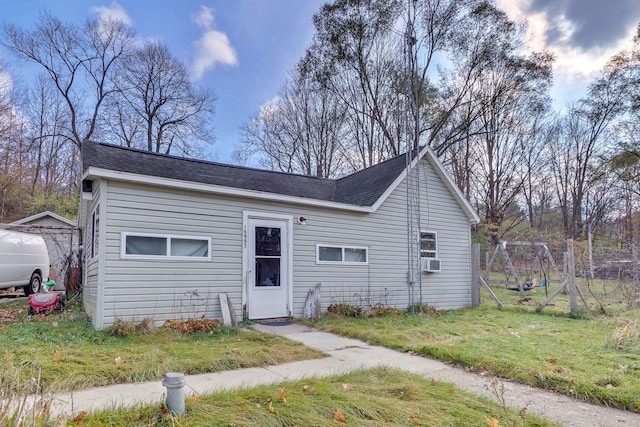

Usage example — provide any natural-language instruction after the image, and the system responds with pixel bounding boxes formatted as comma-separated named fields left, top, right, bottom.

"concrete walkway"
left=45, top=323, right=640, bottom=426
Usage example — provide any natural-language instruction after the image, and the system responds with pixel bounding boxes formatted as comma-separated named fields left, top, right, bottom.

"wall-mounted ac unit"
left=421, top=257, right=441, bottom=272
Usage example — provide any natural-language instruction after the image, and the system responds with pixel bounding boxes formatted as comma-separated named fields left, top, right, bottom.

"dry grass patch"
left=0, top=299, right=324, bottom=393
left=313, top=302, right=640, bottom=412
left=70, top=367, right=559, bottom=426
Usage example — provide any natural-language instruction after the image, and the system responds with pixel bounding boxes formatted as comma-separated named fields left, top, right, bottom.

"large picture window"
left=420, top=231, right=437, bottom=258
left=316, top=244, right=368, bottom=264
left=121, top=233, right=210, bottom=260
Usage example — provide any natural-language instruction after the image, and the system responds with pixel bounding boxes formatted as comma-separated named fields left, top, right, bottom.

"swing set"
left=483, top=241, right=563, bottom=298
left=478, top=239, right=590, bottom=315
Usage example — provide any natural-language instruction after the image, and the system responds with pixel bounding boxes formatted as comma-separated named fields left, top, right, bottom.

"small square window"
left=420, top=231, right=437, bottom=258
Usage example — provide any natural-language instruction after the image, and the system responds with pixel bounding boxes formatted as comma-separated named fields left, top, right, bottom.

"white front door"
left=246, top=217, right=290, bottom=319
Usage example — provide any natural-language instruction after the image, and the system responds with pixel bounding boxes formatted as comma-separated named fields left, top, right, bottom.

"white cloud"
left=193, top=5, right=215, bottom=29
left=496, top=0, right=636, bottom=91
left=90, top=1, right=133, bottom=26
left=191, top=6, right=238, bottom=80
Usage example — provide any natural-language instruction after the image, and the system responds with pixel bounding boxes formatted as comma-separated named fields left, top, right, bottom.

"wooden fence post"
left=567, top=239, right=578, bottom=316
left=471, top=244, right=480, bottom=307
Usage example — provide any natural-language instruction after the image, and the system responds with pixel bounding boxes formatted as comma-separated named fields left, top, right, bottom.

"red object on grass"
left=28, top=292, right=64, bottom=314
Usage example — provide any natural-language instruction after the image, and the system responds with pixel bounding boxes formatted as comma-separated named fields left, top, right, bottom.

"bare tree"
left=551, top=66, right=627, bottom=240
left=3, top=12, right=135, bottom=148
left=303, top=0, right=404, bottom=169
left=0, top=60, right=30, bottom=221
left=0, top=59, right=14, bottom=139
left=22, top=77, right=76, bottom=193
left=110, top=42, right=216, bottom=156
left=436, top=3, right=554, bottom=245
left=239, top=65, right=347, bottom=177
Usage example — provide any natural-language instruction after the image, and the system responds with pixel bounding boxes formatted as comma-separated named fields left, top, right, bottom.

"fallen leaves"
left=72, top=411, right=86, bottom=423
left=161, top=318, right=221, bottom=334
left=409, top=414, right=423, bottom=424
left=0, top=306, right=25, bottom=323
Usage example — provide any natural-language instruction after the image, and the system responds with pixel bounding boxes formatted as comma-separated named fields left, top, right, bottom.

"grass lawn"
left=0, top=298, right=323, bottom=393
left=1, top=280, right=636, bottom=425
left=1, top=297, right=560, bottom=426
left=70, top=367, right=558, bottom=426
left=312, top=283, right=640, bottom=413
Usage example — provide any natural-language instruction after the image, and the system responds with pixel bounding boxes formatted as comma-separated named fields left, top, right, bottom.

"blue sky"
left=0, top=0, right=325, bottom=162
left=1, top=1, right=640, bottom=162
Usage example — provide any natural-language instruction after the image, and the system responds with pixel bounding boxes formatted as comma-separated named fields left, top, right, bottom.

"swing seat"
left=506, top=278, right=546, bottom=292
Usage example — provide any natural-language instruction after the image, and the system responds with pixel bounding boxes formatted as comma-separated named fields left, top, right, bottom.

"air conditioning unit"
left=421, top=258, right=441, bottom=273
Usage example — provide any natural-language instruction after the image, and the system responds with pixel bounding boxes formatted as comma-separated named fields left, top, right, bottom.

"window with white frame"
left=420, top=231, right=437, bottom=258
left=316, top=244, right=368, bottom=264
left=91, top=205, right=99, bottom=258
left=121, top=233, right=211, bottom=260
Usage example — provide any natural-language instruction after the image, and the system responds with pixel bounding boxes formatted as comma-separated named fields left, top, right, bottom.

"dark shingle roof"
left=82, top=140, right=411, bottom=207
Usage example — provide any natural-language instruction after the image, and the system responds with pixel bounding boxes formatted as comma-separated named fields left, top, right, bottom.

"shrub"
left=327, top=303, right=364, bottom=318
left=107, top=317, right=158, bottom=337
left=107, top=318, right=137, bottom=337
left=366, top=305, right=402, bottom=318
left=161, top=318, right=221, bottom=334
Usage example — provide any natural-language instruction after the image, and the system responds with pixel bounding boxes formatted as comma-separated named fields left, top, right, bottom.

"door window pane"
left=255, top=258, right=280, bottom=286
left=255, top=227, right=281, bottom=256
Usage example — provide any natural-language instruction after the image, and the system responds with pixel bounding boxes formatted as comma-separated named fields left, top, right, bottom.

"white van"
left=0, top=229, right=50, bottom=295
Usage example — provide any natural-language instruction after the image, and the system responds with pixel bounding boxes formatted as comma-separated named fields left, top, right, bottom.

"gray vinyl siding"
left=289, top=160, right=472, bottom=313
left=101, top=184, right=243, bottom=326
left=92, top=157, right=473, bottom=327
left=418, top=160, right=473, bottom=309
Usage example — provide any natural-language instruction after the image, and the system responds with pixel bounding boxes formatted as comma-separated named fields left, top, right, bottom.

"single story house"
left=79, top=140, right=480, bottom=329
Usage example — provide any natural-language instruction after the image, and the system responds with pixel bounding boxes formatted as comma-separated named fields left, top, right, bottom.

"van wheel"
left=24, top=272, right=42, bottom=296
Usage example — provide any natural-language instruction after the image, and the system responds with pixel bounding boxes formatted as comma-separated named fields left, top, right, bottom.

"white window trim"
left=316, top=244, right=368, bottom=265
left=120, top=232, right=212, bottom=261
left=419, top=230, right=438, bottom=259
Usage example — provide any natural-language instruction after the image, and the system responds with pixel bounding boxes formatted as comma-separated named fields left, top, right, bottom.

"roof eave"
left=83, top=167, right=375, bottom=213
left=10, top=210, right=77, bottom=227
left=367, top=147, right=480, bottom=224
